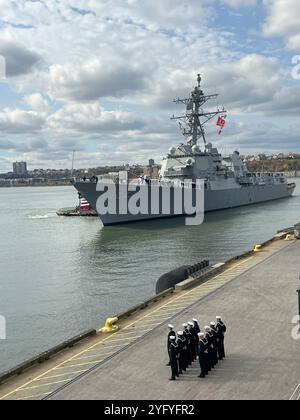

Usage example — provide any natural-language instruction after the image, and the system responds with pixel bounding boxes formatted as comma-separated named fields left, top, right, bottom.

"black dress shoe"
left=169, top=378, right=176, bottom=381
left=198, top=375, right=205, bottom=378
left=166, top=363, right=171, bottom=366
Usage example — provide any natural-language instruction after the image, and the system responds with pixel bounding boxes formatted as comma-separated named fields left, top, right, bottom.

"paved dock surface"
left=1, top=239, right=300, bottom=400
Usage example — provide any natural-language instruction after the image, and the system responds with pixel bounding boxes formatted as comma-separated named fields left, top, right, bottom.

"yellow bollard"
left=284, top=234, right=293, bottom=241
left=99, top=317, right=119, bottom=333
left=254, top=244, right=262, bottom=253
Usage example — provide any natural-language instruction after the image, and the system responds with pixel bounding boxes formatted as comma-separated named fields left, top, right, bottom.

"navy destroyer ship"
left=73, top=75, right=296, bottom=226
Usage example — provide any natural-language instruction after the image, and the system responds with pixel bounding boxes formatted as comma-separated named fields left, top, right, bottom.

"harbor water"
left=1, top=181, right=299, bottom=374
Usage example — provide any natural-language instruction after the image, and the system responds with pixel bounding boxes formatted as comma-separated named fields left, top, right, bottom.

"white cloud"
left=0, top=108, right=45, bottom=134
left=263, top=0, right=300, bottom=50
left=221, top=0, right=257, bottom=7
left=48, top=59, right=148, bottom=103
left=24, top=93, right=50, bottom=112
left=200, top=54, right=283, bottom=111
left=47, top=103, right=146, bottom=134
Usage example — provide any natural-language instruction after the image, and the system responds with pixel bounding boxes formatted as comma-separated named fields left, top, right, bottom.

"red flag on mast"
left=216, top=115, right=226, bottom=135
left=217, top=116, right=226, bottom=129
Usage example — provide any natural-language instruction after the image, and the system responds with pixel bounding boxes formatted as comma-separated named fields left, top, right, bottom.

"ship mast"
left=171, top=74, right=226, bottom=147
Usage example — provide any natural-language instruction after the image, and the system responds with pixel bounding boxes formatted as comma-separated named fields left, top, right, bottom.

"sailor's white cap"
left=210, top=322, right=216, bottom=326
left=168, top=324, right=174, bottom=329
left=177, top=331, right=184, bottom=336
left=188, top=321, right=194, bottom=326
left=198, top=333, right=205, bottom=338
left=193, top=318, right=198, bottom=323
left=204, top=325, right=210, bottom=330
left=170, top=336, right=176, bottom=340
left=182, top=323, right=188, bottom=327
left=216, top=316, right=222, bottom=320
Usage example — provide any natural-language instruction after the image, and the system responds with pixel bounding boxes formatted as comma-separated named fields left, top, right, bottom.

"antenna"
left=197, top=74, right=201, bottom=88
left=171, top=74, right=226, bottom=148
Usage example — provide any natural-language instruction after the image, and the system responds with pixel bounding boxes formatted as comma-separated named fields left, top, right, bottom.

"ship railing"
left=73, top=176, right=98, bottom=183
left=73, top=176, right=204, bottom=190
left=130, top=179, right=204, bottom=190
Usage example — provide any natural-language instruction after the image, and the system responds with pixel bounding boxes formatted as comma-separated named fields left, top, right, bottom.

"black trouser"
left=182, top=349, right=188, bottom=370
left=213, top=345, right=218, bottom=365
left=178, top=353, right=185, bottom=373
left=187, top=345, right=193, bottom=365
left=167, top=347, right=171, bottom=365
left=203, top=353, right=209, bottom=374
left=191, top=340, right=196, bottom=361
left=220, top=337, right=225, bottom=359
left=195, top=338, right=199, bottom=357
left=208, top=347, right=214, bottom=369
left=199, top=355, right=206, bottom=377
left=170, top=359, right=179, bottom=379
left=217, top=338, right=225, bottom=360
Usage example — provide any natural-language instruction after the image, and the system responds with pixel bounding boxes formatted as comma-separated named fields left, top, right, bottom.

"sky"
left=0, top=0, right=300, bottom=171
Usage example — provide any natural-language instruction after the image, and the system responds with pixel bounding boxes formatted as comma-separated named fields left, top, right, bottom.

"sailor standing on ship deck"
left=183, top=323, right=193, bottom=366
left=177, top=331, right=188, bottom=371
left=193, top=318, right=200, bottom=356
left=177, top=331, right=185, bottom=374
left=166, top=324, right=176, bottom=366
left=198, top=333, right=209, bottom=378
left=210, top=322, right=219, bottom=366
left=169, top=336, right=179, bottom=381
left=204, top=326, right=215, bottom=370
left=188, top=321, right=197, bottom=362
left=216, top=316, right=226, bottom=360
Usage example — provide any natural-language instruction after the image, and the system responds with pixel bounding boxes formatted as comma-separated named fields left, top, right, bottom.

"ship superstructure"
left=73, top=75, right=296, bottom=226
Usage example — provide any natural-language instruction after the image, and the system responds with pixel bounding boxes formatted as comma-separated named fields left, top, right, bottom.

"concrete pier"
left=1, top=237, right=300, bottom=400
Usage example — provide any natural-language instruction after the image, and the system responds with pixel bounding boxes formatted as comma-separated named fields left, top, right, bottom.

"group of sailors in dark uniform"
left=167, top=316, right=226, bottom=380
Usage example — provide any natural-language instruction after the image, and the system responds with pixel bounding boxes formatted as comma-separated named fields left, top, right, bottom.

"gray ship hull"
left=73, top=181, right=296, bottom=226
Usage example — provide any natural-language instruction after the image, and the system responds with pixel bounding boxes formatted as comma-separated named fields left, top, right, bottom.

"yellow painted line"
left=58, top=360, right=104, bottom=369
left=34, top=369, right=88, bottom=381
left=20, top=378, right=72, bottom=392
left=86, top=341, right=122, bottom=349
left=148, top=311, right=177, bottom=317
left=72, top=352, right=114, bottom=361
left=138, top=322, right=162, bottom=328
left=177, top=298, right=201, bottom=303
left=156, top=305, right=185, bottom=311
left=16, top=392, right=51, bottom=401
left=0, top=255, right=254, bottom=400
left=191, top=286, right=224, bottom=294
left=106, top=336, right=142, bottom=343
left=122, top=328, right=153, bottom=334
left=193, top=284, right=217, bottom=290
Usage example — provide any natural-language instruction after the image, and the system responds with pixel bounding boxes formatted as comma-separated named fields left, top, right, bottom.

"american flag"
left=80, top=199, right=92, bottom=211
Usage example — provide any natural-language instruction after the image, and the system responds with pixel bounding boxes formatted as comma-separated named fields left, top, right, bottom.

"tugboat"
left=57, top=197, right=97, bottom=217
left=72, top=75, right=296, bottom=226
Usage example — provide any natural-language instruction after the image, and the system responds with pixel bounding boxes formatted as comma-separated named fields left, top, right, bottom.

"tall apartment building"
left=13, top=161, right=28, bottom=177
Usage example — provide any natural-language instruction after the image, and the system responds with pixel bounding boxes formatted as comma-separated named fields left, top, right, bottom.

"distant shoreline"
left=0, top=183, right=73, bottom=188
